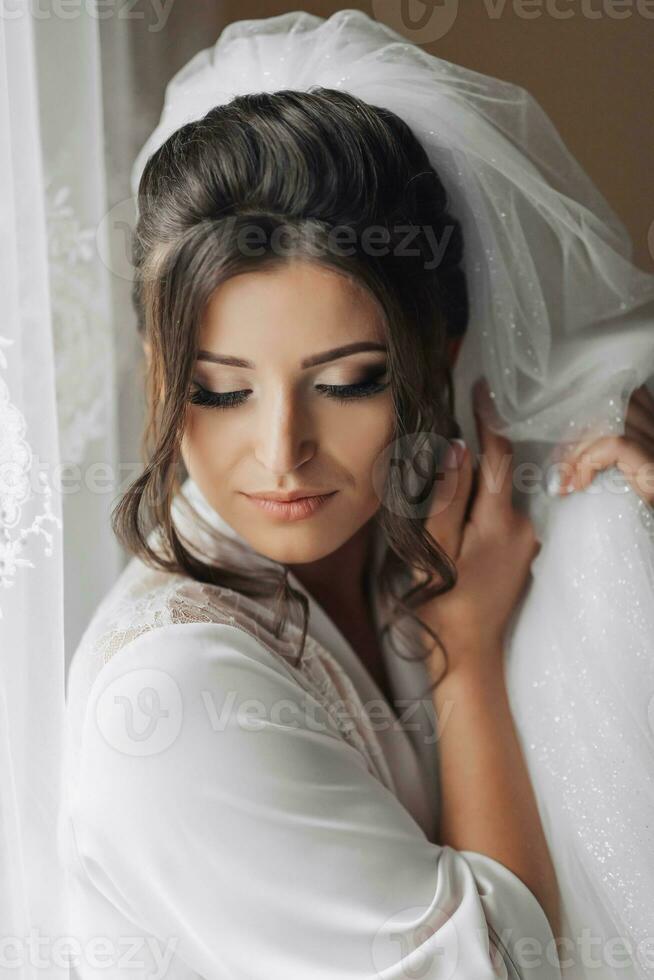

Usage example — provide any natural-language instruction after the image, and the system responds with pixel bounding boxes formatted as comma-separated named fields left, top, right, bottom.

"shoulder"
left=74, top=556, right=253, bottom=667
left=90, top=618, right=300, bottom=704
left=66, top=569, right=327, bottom=784
left=67, top=557, right=380, bottom=785
left=76, top=620, right=342, bottom=778
left=70, top=539, right=310, bottom=707
left=69, top=620, right=351, bottom=856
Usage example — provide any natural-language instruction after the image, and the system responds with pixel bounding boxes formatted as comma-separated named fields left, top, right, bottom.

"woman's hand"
left=415, top=378, right=540, bottom=683
left=554, top=383, right=654, bottom=505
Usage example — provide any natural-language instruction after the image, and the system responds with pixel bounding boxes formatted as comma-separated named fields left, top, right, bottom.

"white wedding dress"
left=61, top=475, right=561, bottom=980
left=503, top=460, right=654, bottom=979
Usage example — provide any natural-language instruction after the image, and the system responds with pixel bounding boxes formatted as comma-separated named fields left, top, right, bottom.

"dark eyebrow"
left=196, top=341, right=388, bottom=369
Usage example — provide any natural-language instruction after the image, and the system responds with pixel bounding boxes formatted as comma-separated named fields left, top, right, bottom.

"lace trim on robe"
left=78, top=556, right=398, bottom=797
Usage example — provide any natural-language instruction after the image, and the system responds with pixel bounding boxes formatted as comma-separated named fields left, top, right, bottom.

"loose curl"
left=113, top=87, right=469, bottom=691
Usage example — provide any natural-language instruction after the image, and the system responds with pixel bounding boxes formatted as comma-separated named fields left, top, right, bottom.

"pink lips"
left=243, top=491, right=338, bottom=522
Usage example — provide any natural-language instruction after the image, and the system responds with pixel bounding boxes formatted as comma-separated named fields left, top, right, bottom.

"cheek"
left=182, top=410, right=240, bottom=477
left=329, top=398, right=395, bottom=478
left=184, top=398, right=396, bottom=487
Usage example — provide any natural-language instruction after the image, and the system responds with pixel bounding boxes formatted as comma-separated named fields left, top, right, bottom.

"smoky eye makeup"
left=188, top=360, right=390, bottom=411
left=312, top=363, right=390, bottom=405
left=315, top=360, right=388, bottom=385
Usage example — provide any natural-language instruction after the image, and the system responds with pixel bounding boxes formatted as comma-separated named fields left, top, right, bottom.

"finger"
left=557, top=435, right=654, bottom=505
left=560, top=421, right=653, bottom=472
left=424, top=438, right=473, bottom=561
left=470, top=379, right=515, bottom=524
left=557, top=417, right=653, bottom=471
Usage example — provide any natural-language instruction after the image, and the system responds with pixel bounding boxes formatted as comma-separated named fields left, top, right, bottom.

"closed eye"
left=189, top=372, right=389, bottom=410
left=189, top=385, right=251, bottom=410
left=314, top=378, right=389, bottom=403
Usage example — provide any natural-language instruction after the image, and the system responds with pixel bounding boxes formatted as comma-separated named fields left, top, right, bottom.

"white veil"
left=130, top=11, right=654, bottom=976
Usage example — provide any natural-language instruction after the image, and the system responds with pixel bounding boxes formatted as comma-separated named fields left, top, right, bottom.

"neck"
left=287, top=517, right=376, bottom=617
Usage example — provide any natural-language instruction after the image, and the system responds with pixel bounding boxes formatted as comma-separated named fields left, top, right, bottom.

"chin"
left=227, top=509, right=353, bottom=564
left=243, top=527, right=350, bottom=566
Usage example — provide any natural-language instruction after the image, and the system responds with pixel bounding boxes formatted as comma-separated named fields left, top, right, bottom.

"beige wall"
left=128, top=1, right=654, bottom=271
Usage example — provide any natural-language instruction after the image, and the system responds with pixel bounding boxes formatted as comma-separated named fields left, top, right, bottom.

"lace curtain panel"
left=0, top=2, right=119, bottom=974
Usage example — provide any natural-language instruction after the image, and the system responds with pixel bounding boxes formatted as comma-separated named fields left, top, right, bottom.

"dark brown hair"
left=113, top=87, right=469, bottom=689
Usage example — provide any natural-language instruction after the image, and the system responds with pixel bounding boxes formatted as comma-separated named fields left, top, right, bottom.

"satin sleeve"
left=69, top=621, right=561, bottom=979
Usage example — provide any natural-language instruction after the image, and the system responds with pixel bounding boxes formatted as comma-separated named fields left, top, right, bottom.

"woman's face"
left=180, top=260, right=396, bottom=565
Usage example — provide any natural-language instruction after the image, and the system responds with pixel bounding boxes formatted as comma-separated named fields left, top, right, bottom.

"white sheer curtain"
left=0, top=2, right=120, bottom=973
left=0, top=2, right=226, bottom=968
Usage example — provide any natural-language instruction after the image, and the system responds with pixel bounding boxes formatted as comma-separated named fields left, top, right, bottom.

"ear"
left=142, top=339, right=152, bottom=367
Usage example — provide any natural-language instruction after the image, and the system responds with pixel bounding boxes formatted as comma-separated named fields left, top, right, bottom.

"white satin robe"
left=60, top=475, right=561, bottom=979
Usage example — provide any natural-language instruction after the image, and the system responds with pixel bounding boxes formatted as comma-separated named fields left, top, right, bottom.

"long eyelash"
left=189, top=385, right=250, bottom=410
left=315, top=380, right=389, bottom=403
left=188, top=377, right=389, bottom=410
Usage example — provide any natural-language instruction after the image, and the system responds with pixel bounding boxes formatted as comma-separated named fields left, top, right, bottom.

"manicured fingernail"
left=545, top=465, right=562, bottom=496
left=547, top=464, right=574, bottom=497
left=546, top=464, right=573, bottom=496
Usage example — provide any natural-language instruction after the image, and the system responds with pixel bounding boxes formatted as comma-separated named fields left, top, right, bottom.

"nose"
left=253, top=385, right=316, bottom=476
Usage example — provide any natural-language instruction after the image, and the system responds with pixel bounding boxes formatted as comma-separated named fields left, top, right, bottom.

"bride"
left=62, top=10, right=654, bottom=979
